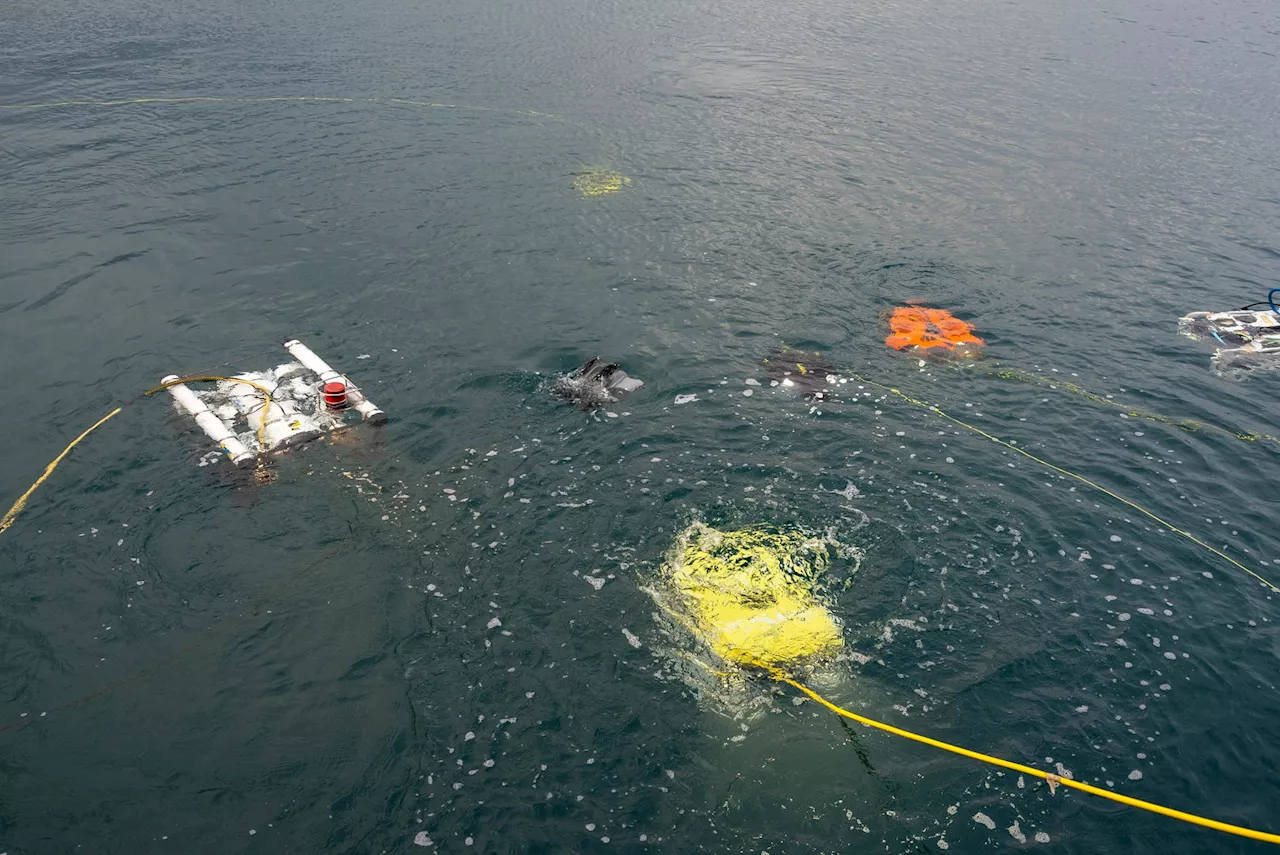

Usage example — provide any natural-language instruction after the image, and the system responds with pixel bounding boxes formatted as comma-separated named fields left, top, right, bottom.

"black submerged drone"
left=551, top=357, right=645, bottom=410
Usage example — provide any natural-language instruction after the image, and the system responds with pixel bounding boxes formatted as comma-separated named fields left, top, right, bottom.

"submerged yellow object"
left=657, top=523, right=845, bottom=669
left=573, top=166, right=631, bottom=197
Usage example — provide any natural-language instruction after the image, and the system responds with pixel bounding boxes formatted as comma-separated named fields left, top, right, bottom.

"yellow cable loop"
left=143, top=375, right=275, bottom=449
left=851, top=376, right=1280, bottom=593
left=1, top=376, right=273, bottom=539
left=761, top=666, right=1280, bottom=845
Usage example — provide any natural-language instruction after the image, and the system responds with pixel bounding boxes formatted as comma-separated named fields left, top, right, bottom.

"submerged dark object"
left=763, top=348, right=838, bottom=400
left=551, top=357, right=644, bottom=410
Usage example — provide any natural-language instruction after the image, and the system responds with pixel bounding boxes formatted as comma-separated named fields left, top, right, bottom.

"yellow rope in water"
left=0, top=376, right=274, bottom=539
left=852, top=376, right=1280, bottom=593
left=767, top=669, right=1280, bottom=845
left=988, top=366, right=1280, bottom=448
left=0, top=408, right=123, bottom=536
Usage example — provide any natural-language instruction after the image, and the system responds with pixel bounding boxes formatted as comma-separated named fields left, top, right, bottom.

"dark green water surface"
left=2, top=0, right=1279, bottom=851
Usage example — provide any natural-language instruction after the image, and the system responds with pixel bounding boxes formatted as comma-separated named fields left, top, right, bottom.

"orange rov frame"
left=885, top=306, right=985, bottom=355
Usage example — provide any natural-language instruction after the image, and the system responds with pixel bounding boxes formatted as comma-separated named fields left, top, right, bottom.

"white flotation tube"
left=161, top=375, right=257, bottom=466
left=283, top=339, right=387, bottom=423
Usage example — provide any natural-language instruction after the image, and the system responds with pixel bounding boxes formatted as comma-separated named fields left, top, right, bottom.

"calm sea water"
left=2, top=0, right=1279, bottom=852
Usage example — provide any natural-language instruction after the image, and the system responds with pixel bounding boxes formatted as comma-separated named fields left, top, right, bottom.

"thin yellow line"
left=853, top=376, right=1280, bottom=593
left=0, top=95, right=562, bottom=119
left=988, top=366, right=1280, bottom=447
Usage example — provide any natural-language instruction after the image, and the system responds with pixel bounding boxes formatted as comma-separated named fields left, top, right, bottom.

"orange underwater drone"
left=885, top=306, right=985, bottom=356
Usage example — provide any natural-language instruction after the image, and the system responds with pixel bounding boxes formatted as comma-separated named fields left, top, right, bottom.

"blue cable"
left=1270, top=288, right=1279, bottom=314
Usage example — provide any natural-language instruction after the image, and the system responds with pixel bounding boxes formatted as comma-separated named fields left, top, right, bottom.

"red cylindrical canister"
left=322, top=381, right=348, bottom=410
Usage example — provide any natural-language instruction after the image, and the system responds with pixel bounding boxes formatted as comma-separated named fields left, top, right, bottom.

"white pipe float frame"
left=161, top=375, right=257, bottom=466
left=282, top=339, right=387, bottom=423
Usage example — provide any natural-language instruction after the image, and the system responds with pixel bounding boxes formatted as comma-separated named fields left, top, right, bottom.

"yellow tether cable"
left=0, top=376, right=274, bottom=539
left=987, top=365, right=1280, bottom=448
left=661, top=606, right=1280, bottom=842
left=0, top=408, right=123, bottom=536
left=851, top=376, right=1280, bottom=593
left=762, top=666, right=1280, bottom=845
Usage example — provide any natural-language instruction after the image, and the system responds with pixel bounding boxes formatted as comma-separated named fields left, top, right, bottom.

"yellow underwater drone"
left=649, top=522, right=848, bottom=673
left=644, top=521, right=1280, bottom=846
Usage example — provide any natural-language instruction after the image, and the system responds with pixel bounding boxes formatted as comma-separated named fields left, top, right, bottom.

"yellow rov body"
left=655, top=523, right=845, bottom=670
